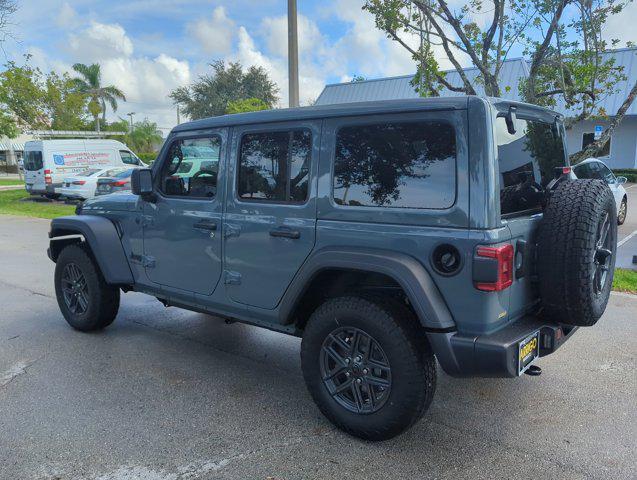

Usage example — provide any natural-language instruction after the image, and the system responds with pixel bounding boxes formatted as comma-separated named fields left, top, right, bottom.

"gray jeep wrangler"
left=48, top=97, right=617, bottom=440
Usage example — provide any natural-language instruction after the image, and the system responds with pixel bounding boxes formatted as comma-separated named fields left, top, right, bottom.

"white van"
left=24, top=139, right=144, bottom=197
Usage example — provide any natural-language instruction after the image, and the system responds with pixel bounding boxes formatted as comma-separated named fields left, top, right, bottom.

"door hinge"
left=131, top=253, right=156, bottom=268
left=223, top=270, right=242, bottom=285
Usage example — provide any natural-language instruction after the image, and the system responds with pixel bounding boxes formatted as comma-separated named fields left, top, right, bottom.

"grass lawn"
left=0, top=178, right=24, bottom=186
left=613, top=268, right=637, bottom=294
left=0, top=190, right=75, bottom=219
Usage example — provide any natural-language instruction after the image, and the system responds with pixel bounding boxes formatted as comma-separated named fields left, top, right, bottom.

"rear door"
left=24, top=149, right=44, bottom=192
left=223, top=121, right=319, bottom=309
left=495, top=110, right=568, bottom=320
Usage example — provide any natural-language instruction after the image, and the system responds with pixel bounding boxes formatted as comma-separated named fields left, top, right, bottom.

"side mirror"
left=131, top=168, right=155, bottom=201
left=617, top=176, right=628, bottom=185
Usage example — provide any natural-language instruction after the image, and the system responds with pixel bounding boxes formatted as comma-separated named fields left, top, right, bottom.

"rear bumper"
left=429, top=316, right=578, bottom=378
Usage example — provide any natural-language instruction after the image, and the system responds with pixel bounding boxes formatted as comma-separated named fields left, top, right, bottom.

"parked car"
left=572, top=158, right=628, bottom=224
left=24, top=139, right=145, bottom=199
left=48, top=97, right=617, bottom=441
left=57, top=167, right=134, bottom=200
left=94, top=168, right=138, bottom=196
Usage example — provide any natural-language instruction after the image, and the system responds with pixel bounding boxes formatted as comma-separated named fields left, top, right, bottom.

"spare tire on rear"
left=537, top=179, right=617, bottom=326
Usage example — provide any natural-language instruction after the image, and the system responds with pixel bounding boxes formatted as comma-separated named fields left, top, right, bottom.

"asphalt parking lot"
left=0, top=212, right=636, bottom=479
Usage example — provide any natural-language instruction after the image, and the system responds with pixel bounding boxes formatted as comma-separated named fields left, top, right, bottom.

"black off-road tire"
left=537, top=179, right=617, bottom=326
left=54, top=244, right=120, bottom=331
left=617, top=196, right=627, bottom=225
left=301, top=295, right=436, bottom=441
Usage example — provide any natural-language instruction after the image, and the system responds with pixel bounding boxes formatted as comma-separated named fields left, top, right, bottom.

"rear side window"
left=496, top=117, right=567, bottom=216
left=238, top=130, right=311, bottom=203
left=332, top=121, right=456, bottom=209
left=24, top=151, right=43, bottom=171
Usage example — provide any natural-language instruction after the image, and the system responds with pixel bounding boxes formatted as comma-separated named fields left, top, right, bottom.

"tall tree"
left=0, top=0, right=17, bottom=50
left=364, top=0, right=633, bottom=159
left=71, top=63, right=126, bottom=133
left=170, top=61, right=279, bottom=120
left=0, top=58, right=90, bottom=134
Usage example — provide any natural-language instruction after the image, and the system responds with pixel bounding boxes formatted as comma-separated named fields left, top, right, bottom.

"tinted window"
left=158, top=137, right=221, bottom=198
left=332, top=121, right=456, bottom=209
left=582, top=133, right=610, bottom=157
left=497, top=117, right=567, bottom=215
left=24, top=151, right=43, bottom=171
left=238, top=130, right=311, bottom=202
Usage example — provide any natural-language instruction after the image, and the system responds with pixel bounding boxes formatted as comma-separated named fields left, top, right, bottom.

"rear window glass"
left=114, top=169, right=135, bottom=178
left=24, top=151, right=43, bottom=171
left=332, top=121, right=456, bottom=209
left=496, top=117, right=567, bottom=216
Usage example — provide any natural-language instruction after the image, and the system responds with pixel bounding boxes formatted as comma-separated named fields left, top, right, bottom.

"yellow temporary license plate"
left=518, top=331, right=540, bottom=375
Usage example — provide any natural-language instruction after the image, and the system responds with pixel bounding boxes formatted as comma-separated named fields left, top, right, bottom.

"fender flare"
left=279, top=247, right=456, bottom=331
left=48, top=215, right=134, bottom=286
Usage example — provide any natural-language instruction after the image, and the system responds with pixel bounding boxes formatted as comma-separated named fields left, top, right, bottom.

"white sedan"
left=57, top=167, right=135, bottom=200
left=572, top=158, right=629, bottom=225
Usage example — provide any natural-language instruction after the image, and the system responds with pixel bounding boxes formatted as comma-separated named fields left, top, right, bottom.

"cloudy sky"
left=3, top=0, right=635, bottom=134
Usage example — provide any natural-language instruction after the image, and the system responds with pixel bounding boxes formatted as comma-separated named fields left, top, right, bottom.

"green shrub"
left=137, top=152, right=156, bottom=163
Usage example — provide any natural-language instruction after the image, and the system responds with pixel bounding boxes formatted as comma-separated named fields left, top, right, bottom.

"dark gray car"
left=47, top=97, right=617, bottom=440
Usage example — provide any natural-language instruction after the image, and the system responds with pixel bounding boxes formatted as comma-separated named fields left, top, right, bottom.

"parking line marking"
left=618, top=229, right=637, bottom=248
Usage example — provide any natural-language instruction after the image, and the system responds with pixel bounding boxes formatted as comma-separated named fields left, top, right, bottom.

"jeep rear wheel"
left=54, top=244, right=120, bottom=331
left=301, top=296, right=436, bottom=441
left=537, top=179, right=617, bottom=326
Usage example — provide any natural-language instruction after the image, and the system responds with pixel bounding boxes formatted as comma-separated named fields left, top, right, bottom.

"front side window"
left=158, top=136, right=221, bottom=198
left=332, top=121, right=456, bottom=209
left=120, top=150, right=139, bottom=165
left=238, top=130, right=311, bottom=203
left=582, top=133, right=611, bottom=157
left=497, top=117, right=567, bottom=216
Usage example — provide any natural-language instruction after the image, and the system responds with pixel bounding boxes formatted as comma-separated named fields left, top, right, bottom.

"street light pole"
left=288, top=0, right=299, bottom=108
left=127, top=112, right=135, bottom=132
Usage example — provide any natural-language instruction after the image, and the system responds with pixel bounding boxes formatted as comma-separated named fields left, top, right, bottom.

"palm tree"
left=128, top=119, right=163, bottom=153
left=71, top=63, right=126, bottom=133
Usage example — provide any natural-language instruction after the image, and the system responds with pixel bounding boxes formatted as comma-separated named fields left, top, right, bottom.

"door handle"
left=269, top=227, right=300, bottom=239
left=193, top=220, right=217, bottom=231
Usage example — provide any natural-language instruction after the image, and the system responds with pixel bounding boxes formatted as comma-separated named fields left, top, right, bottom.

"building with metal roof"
left=316, top=49, right=637, bottom=169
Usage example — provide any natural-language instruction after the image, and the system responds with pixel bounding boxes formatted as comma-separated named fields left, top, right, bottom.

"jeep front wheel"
left=54, top=244, right=120, bottom=331
left=301, top=296, right=436, bottom=441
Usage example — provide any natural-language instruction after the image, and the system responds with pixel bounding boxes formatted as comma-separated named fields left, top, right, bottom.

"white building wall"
left=565, top=117, right=637, bottom=169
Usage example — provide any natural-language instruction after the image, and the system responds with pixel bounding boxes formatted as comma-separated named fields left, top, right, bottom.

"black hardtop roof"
left=171, top=96, right=560, bottom=134
left=172, top=97, right=471, bottom=133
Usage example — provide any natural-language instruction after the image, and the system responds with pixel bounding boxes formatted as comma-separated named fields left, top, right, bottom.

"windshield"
left=24, top=151, right=43, bottom=171
left=496, top=116, right=567, bottom=216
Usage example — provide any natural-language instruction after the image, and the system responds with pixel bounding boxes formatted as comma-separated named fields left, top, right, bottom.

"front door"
left=142, top=132, right=226, bottom=295
left=223, top=120, right=319, bottom=309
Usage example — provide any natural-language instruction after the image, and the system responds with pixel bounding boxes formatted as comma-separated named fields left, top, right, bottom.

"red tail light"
left=112, top=180, right=129, bottom=187
left=44, top=169, right=51, bottom=174
left=44, top=169, right=52, bottom=184
left=475, top=244, right=514, bottom=291
left=72, top=180, right=86, bottom=185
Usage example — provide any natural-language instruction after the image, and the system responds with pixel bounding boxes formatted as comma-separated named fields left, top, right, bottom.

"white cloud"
left=603, top=2, right=637, bottom=47
left=65, top=21, right=190, bottom=130
left=56, top=2, right=78, bottom=28
left=68, top=21, right=134, bottom=61
left=187, top=6, right=235, bottom=55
